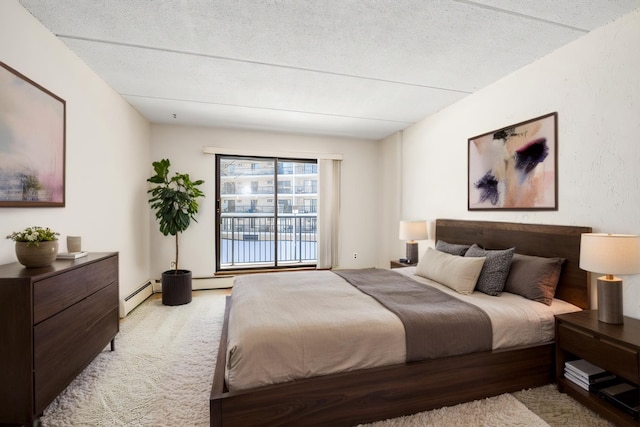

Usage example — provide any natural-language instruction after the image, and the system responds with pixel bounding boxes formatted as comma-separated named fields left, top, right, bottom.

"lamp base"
left=406, top=242, right=419, bottom=264
left=597, top=278, right=623, bottom=324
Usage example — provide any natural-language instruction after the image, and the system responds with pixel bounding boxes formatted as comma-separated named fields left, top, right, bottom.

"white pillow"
left=415, top=247, right=486, bottom=294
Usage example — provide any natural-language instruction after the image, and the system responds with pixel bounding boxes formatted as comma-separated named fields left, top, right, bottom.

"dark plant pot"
left=161, top=269, right=192, bottom=306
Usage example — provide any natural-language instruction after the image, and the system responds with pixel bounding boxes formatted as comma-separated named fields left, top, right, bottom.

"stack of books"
left=565, top=359, right=640, bottom=419
left=597, top=381, right=640, bottom=419
left=56, top=251, right=88, bottom=260
left=564, top=359, right=615, bottom=391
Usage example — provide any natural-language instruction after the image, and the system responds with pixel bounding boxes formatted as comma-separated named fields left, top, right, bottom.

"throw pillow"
left=435, top=240, right=471, bottom=256
left=416, top=247, right=485, bottom=294
left=504, top=253, right=565, bottom=305
left=464, top=244, right=515, bottom=296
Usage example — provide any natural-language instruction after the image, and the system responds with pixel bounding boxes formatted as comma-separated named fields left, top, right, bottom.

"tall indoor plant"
left=147, top=159, right=205, bottom=305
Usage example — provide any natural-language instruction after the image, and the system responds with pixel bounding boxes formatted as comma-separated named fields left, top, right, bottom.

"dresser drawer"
left=33, top=295, right=119, bottom=414
left=86, top=255, right=118, bottom=295
left=33, top=298, right=85, bottom=411
left=558, top=322, right=639, bottom=382
left=33, top=268, right=86, bottom=325
left=85, top=281, right=118, bottom=329
left=34, top=282, right=118, bottom=369
left=33, top=255, right=118, bottom=324
left=33, top=298, right=86, bottom=370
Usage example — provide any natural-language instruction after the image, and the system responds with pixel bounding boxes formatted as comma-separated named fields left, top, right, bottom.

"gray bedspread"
left=333, top=268, right=493, bottom=361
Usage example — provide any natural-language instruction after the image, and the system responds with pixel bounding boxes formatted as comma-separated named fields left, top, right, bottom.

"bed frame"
left=210, top=219, right=592, bottom=426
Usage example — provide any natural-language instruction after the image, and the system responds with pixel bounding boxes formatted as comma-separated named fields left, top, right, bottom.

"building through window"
left=216, top=155, right=318, bottom=271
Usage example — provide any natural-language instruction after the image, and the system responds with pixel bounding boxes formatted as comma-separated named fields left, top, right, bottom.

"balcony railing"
left=219, top=214, right=317, bottom=269
left=220, top=185, right=317, bottom=196
left=221, top=204, right=317, bottom=214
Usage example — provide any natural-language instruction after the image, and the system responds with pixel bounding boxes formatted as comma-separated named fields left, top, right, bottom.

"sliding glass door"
left=216, top=154, right=318, bottom=271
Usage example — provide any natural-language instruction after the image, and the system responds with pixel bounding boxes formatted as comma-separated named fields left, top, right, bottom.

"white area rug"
left=41, top=289, right=608, bottom=426
left=359, top=393, right=548, bottom=426
left=41, top=290, right=226, bottom=426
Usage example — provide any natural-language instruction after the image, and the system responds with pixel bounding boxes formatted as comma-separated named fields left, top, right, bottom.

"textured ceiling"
left=19, top=0, right=640, bottom=140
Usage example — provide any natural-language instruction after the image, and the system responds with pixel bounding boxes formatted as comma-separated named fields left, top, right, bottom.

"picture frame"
left=0, top=62, right=66, bottom=207
left=468, top=112, right=557, bottom=211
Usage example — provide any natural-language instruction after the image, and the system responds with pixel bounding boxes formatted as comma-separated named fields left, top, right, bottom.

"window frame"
left=215, top=154, right=318, bottom=273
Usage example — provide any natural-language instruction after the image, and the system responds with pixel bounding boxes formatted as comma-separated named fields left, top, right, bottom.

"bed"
left=210, top=219, right=592, bottom=426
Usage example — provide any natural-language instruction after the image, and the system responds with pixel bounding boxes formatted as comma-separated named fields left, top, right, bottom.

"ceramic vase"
left=15, top=240, right=59, bottom=268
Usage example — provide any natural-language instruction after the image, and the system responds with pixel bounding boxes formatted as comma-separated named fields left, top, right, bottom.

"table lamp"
left=399, top=220, right=429, bottom=264
left=579, top=233, right=640, bottom=324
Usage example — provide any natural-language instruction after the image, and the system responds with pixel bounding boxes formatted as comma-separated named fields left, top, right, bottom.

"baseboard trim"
left=119, top=279, right=154, bottom=317
left=153, top=276, right=234, bottom=293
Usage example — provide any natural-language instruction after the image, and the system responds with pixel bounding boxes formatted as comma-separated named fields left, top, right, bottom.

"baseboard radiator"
left=119, top=280, right=154, bottom=318
left=153, top=276, right=234, bottom=293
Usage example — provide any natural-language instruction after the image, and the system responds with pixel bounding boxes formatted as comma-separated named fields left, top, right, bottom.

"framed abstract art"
left=468, top=112, right=557, bottom=211
left=0, top=62, right=66, bottom=207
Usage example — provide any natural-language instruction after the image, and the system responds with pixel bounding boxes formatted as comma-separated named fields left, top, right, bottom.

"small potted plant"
left=147, top=159, right=205, bottom=306
left=6, top=226, right=60, bottom=268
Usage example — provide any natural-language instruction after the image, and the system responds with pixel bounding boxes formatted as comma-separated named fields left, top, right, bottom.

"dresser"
left=0, top=252, right=119, bottom=425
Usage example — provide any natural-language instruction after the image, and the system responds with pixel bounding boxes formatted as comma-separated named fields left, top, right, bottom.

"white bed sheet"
left=395, top=267, right=581, bottom=349
left=226, top=268, right=581, bottom=391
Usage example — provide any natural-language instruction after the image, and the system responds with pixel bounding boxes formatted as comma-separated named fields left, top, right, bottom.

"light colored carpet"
left=359, top=393, right=548, bottom=426
left=514, top=385, right=613, bottom=427
left=41, top=290, right=226, bottom=426
left=41, top=289, right=612, bottom=426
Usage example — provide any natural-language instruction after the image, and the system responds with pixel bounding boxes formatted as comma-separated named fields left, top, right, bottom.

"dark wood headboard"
left=435, top=219, right=592, bottom=309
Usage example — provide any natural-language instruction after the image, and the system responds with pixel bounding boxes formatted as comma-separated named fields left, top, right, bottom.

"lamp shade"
left=399, top=220, right=429, bottom=241
left=580, top=233, right=640, bottom=275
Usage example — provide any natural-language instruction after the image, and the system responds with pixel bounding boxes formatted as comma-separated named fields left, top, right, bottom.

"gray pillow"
left=504, top=253, right=565, bottom=305
left=435, top=240, right=471, bottom=256
left=464, top=244, right=515, bottom=296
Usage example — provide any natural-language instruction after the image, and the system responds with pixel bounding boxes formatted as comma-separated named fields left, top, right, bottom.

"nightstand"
left=390, top=260, right=416, bottom=269
left=555, top=310, right=640, bottom=426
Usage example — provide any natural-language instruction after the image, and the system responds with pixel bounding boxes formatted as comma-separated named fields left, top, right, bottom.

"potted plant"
left=6, top=226, right=60, bottom=268
left=147, top=159, right=205, bottom=305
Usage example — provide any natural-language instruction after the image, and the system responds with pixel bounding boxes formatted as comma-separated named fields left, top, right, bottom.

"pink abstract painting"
left=0, top=62, right=65, bottom=207
left=468, top=113, right=557, bottom=210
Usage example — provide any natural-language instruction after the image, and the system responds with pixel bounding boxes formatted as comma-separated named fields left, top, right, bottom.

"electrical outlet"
left=353, top=252, right=357, bottom=259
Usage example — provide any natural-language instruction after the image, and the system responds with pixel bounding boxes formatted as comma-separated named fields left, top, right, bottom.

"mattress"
left=225, top=267, right=580, bottom=391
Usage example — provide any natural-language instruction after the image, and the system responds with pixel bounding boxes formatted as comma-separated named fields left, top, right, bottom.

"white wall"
left=385, top=9, right=640, bottom=318
left=377, top=132, right=403, bottom=266
left=0, top=1, right=152, bottom=299
left=149, top=124, right=380, bottom=279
